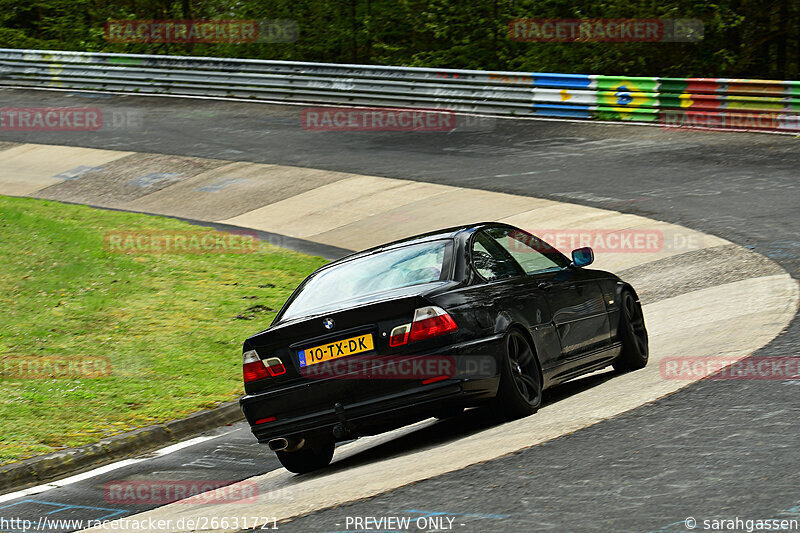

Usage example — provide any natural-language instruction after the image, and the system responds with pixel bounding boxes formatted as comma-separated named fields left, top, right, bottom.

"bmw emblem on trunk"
left=323, top=318, right=335, bottom=330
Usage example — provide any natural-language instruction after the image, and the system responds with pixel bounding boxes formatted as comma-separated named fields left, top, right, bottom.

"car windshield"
left=280, top=239, right=451, bottom=320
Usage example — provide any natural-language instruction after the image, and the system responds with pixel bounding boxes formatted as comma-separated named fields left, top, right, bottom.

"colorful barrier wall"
left=1, top=49, right=798, bottom=133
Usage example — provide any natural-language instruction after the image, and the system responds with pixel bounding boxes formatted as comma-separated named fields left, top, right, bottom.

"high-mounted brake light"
left=390, top=306, right=457, bottom=347
left=243, top=350, right=285, bottom=383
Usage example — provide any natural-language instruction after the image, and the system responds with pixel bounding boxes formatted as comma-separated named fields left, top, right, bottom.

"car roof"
left=320, top=221, right=508, bottom=269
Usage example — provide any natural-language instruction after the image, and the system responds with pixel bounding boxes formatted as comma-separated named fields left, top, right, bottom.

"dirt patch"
left=33, top=153, right=226, bottom=208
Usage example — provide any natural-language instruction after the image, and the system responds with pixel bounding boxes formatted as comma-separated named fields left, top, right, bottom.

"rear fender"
left=492, top=316, right=547, bottom=390
left=611, top=281, right=643, bottom=340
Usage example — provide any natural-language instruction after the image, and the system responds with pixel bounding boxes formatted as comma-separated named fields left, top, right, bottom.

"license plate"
left=298, top=333, right=374, bottom=367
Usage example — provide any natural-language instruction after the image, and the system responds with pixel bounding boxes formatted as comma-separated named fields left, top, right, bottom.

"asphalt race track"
left=0, top=424, right=276, bottom=532
left=0, top=88, right=799, bottom=533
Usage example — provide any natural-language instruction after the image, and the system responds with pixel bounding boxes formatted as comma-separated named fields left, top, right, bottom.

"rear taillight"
left=243, top=351, right=287, bottom=383
left=243, top=350, right=268, bottom=383
left=390, top=306, right=457, bottom=347
left=409, top=306, right=458, bottom=343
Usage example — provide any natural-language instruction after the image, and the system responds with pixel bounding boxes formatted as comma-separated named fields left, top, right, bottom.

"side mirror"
left=571, top=247, right=594, bottom=268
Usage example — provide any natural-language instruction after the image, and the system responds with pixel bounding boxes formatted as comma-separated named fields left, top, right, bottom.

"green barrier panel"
left=724, top=96, right=792, bottom=112
left=595, top=76, right=659, bottom=93
left=594, top=105, right=660, bottom=122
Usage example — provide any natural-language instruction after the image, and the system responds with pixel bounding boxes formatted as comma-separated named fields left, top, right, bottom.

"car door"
left=461, top=230, right=562, bottom=372
left=483, top=227, right=611, bottom=362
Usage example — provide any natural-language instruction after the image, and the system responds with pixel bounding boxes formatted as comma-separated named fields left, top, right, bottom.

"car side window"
left=471, top=232, right=522, bottom=280
left=485, top=227, right=569, bottom=274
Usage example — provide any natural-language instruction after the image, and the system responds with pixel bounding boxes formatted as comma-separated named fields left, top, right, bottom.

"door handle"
left=537, top=282, right=553, bottom=291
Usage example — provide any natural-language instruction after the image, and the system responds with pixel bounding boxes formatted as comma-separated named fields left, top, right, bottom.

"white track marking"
left=0, top=434, right=231, bottom=503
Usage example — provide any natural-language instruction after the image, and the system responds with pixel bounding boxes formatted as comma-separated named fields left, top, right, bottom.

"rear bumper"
left=240, top=334, right=504, bottom=442
left=240, top=376, right=497, bottom=442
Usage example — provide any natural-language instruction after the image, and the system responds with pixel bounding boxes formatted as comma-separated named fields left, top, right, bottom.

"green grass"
left=0, top=196, right=328, bottom=464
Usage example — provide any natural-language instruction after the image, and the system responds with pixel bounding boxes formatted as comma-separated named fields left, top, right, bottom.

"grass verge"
left=0, top=196, right=327, bottom=464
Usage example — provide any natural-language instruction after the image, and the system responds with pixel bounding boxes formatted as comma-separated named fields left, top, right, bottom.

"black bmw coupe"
left=239, top=222, right=648, bottom=473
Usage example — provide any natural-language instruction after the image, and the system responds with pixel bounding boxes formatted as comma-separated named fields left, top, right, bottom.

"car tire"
left=613, top=289, right=649, bottom=372
left=494, top=330, right=542, bottom=419
left=275, top=438, right=335, bottom=474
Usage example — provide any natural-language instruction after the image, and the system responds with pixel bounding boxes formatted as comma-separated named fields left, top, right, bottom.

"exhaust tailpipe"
left=268, top=437, right=304, bottom=452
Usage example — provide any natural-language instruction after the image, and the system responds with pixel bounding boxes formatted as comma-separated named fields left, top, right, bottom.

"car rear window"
left=280, top=239, right=451, bottom=320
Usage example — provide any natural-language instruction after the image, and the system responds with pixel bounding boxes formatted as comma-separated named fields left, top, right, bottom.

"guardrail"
left=1, top=48, right=799, bottom=132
